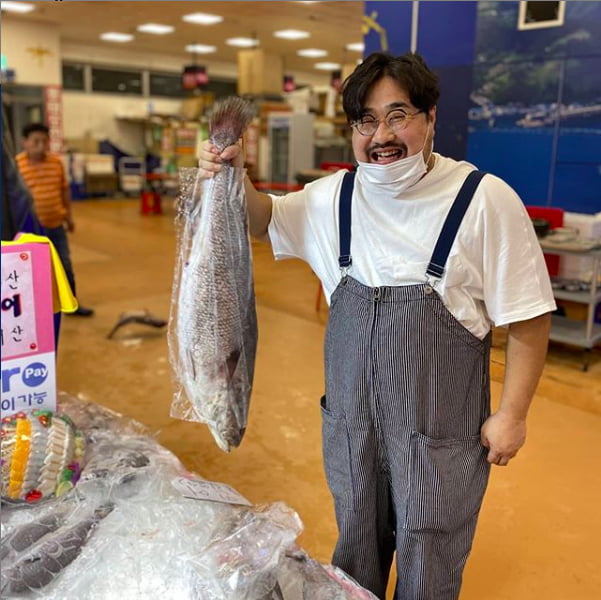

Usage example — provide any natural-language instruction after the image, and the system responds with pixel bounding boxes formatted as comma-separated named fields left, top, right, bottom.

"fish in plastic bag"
left=169, top=96, right=258, bottom=452
left=0, top=504, right=113, bottom=596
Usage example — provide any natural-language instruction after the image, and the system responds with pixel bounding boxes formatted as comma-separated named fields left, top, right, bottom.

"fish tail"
left=209, top=97, right=255, bottom=150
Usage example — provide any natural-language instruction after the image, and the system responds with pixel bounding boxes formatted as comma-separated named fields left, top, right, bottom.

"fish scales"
left=172, top=97, right=257, bottom=452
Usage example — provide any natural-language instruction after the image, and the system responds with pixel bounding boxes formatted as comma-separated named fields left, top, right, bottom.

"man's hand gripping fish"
left=170, top=97, right=258, bottom=452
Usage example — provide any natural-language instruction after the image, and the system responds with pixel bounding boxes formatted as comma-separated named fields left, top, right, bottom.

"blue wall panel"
left=474, top=1, right=601, bottom=63
left=467, top=129, right=553, bottom=202
left=433, top=65, right=474, bottom=161
left=362, top=1, right=600, bottom=213
left=417, top=2, right=478, bottom=67
left=418, top=2, right=478, bottom=161
left=467, top=2, right=601, bottom=211
left=552, top=164, right=601, bottom=214
left=557, top=131, right=601, bottom=164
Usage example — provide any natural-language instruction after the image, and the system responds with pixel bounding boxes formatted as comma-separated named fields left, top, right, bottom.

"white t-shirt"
left=268, top=153, right=556, bottom=339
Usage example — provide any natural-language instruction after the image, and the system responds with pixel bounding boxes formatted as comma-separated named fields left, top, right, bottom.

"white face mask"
left=356, top=124, right=431, bottom=192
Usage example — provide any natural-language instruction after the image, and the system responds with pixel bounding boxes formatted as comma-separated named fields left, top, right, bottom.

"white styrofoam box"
left=68, top=153, right=86, bottom=183
left=84, top=154, right=115, bottom=175
left=558, top=212, right=601, bottom=281
left=563, top=211, right=601, bottom=238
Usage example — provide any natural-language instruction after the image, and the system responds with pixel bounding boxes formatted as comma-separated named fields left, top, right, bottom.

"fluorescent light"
left=297, top=48, right=327, bottom=58
left=100, top=32, right=134, bottom=43
left=274, top=29, right=310, bottom=40
left=182, top=12, right=223, bottom=25
left=137, top=23, right=174, bottom=35
left=1, top=1, right=35, bottom=13
left=185, top=44, right=217, bottom=54
left=315, top=62, right=341, bottom=71
left=346, top=42, right=365, bottom=52
left=226, top=37, right=259, bottom=48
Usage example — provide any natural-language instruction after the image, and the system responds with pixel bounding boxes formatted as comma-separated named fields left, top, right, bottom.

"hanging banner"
left=1, top=242, right=57, bottom=415
left=330, top=70, right=343, bottom=92
left=44, top=85, right=63, bottom=155
left=283, top=74, right=296, bottom=93
left=182, top=65, right=209, bottom=90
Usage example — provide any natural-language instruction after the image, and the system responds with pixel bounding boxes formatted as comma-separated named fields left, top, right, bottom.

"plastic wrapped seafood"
left=169, top=97, right=258, bottom=452
left=1, top=393, right=376, bottom=599
left=278, top=549, right=378, bottom=599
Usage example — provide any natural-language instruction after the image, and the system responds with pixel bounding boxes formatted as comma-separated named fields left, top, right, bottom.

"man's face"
left=351, top=76, right=436, bottom=165
left=22, top=131, right=49, bottom=161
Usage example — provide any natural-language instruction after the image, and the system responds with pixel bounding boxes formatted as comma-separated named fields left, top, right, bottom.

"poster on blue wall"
left=467, top=1, right=601, bottom=214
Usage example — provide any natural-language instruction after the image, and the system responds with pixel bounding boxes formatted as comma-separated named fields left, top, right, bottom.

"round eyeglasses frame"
left=351, top=109, right=424, bottom=136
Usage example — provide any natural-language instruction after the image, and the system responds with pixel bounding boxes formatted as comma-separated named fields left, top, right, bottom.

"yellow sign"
left=362, top=11, right=389, bottom=52
left=26, top=46, right=52, bottom=67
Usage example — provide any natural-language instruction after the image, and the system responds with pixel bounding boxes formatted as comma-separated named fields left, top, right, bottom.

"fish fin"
left=226, top=349, right=241, bottom=381
left=187, top=350, right=196, bottom=379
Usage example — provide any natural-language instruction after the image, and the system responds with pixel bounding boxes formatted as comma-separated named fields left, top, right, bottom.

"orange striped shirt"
left=16, top=152, right=68, bottom=229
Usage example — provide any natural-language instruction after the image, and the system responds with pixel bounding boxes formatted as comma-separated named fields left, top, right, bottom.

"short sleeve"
left=479, top=176, right=556, bottom=326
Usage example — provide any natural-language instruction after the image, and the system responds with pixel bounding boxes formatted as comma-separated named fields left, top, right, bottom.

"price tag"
left=172, top=476, right=252, bottom=506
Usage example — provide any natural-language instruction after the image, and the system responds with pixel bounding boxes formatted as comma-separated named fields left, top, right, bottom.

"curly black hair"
left=22, top=123, right=49, bottom=138
left=341, top=52, right=440, bottom=122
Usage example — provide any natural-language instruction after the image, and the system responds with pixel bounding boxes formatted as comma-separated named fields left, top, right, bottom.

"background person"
left=16, top=122, right=94, bottom=317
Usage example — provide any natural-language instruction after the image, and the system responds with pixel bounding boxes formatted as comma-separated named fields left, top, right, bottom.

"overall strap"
left=338, top=171, right=356, bottom=270
left=426, top=170, right=486, bottom=279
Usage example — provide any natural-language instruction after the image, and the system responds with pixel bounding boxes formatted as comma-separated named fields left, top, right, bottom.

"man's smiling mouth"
left=370, top=147, right=406, bottom=162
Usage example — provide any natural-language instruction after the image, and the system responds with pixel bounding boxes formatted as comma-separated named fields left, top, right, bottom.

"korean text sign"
left=1, top=242, right=57, bottom=415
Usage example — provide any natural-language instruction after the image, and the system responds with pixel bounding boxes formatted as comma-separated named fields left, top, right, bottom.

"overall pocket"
left=320, top=395, right=355, bottom=511
left=404, top=430, right=489, bottom=533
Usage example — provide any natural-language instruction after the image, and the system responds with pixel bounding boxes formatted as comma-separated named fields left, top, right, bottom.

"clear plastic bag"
left=3, top=394, right=366, bottom=600
left=277, top=548, right=379, bottom=599
left=168, top=98, right=258, bottom=453
left=1, top=394, right=377, bottom=599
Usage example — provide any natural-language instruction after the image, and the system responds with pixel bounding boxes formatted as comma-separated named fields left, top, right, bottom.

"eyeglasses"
left=351, top=109, right=423, bottom=136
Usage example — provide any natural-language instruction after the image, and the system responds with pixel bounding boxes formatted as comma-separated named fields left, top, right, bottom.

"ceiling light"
left=1, top=1, right=35, bottom=13
left=137, top=23, right=174, bottom=35
left=185, top=44, right=217, bottom=54
left=297, top=48, right=327, bottom=58
left=346, top=42, right=365, bottom=52
left=226, top=37, right=259, bottom=48
left=315, top=62, right=341, bottom=71
left=273, top=29, right=310, bottom=40
left=100, top=32, right=134, bottom=43
left=182, top=12, right=223, bottom=25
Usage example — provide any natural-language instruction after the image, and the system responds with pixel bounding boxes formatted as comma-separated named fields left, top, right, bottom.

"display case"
left=267, top=112, right=314, bottom=185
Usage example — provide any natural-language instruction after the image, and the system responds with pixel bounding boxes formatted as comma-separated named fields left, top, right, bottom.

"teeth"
left=376, top=151, right=397, bottom=159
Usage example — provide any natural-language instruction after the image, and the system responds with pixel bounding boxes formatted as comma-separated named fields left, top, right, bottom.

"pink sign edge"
left=1, top=242, right=55, bottom=359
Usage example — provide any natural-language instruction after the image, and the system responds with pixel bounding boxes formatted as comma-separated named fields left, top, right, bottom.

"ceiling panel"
left=4, top=1, right=366, bottom=73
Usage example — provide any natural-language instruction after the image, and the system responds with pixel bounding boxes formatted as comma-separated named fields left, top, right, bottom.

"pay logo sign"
left=1, top=352, right=56, bottom=416
left=1, top=361, right=48, bottom=393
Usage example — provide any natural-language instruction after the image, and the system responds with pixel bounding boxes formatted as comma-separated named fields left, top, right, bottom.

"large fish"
left=0, top=504, right=113, bottom=595
left=0, top=508, right=70, bottom=562
left=170, top=97, right=258, bottom=452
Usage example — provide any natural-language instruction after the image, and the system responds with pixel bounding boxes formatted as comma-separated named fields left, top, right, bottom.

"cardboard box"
left=65, top=135, right=99, bottom=154
left=237, top=49, right=283, bottom=96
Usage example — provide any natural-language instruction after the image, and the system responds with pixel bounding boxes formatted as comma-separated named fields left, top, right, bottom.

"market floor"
left=56, top=196, right=600, bottom=600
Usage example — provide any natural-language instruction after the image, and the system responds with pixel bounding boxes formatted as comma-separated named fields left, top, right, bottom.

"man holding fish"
left=197, top=52, right=555, bottom=600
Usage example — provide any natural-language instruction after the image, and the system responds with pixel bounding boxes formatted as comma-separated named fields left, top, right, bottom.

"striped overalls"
left=321, top=171, right=491, bottom=600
